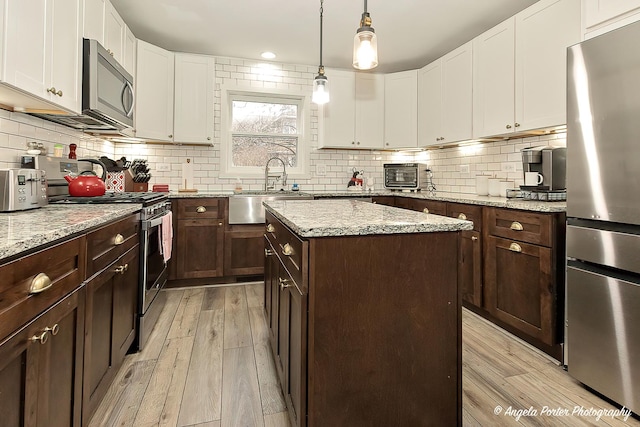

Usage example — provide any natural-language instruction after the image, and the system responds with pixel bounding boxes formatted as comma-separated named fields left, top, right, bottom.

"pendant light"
left=352, top=0, right=378, bottom=70
left=312, top=0, right=329, bottom=105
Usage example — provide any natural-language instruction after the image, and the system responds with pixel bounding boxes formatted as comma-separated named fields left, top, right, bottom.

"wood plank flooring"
left=91, top=284, right=639, bottom=427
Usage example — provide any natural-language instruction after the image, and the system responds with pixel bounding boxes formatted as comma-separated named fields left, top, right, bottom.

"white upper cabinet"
left=320, top=69, right=384, bottom=149
left=173, top=53, right=215, bottom=144
left=473, top=18, right=516, bottom=138
left=135, top=39, right=174, bottom=141
left=583, top=0, right=640, bottom=38
left=123, top=25, right=136, bottom=78
left=417, top=60, right=442, bottom=147
left=515, top=0, right=580, bottom=131
left=419, top=41, right=473, bottom=147
left=104, top=0, right=124, bottom=64
left=3, top=0, right=82, bottom=113
left=473, top=0, right=580, bottom=138
left=384, top=70, right=418, bottom=149
left=83, top=0, right=105, bottom=45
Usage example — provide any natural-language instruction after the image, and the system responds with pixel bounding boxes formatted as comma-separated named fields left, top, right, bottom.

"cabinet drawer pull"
left=471, top=236, right=478, bottom=242
left=506, top=124, right=512, bottom=129
left=30, top=331, right=48, bottom=345
left=196, top=206, right=206, bottom=213
left=279, top=277, right=292, bottom=290
left=265, top=248, right=273, bottom=257
left=510, top=221, right=523, bottom=231
left=509, top=242, right=522, bottom=253
left=114, top=233, right=125, bottom=245
left=218, top=222, right=223, bottom=226
left=266, top=223, right=275, bottom=233
left=29, top=273, right=52, bottom=294
left=281, top=243, right=294, bottom=256
left=458, top=213, right=467, bottom=220
left=115, top=263, right=129, bottom=274
left=47, top=86, right=57, bottom=94
left=44, top=324, right=59, bottom=336
left=423, top=208, right=429, bottom=214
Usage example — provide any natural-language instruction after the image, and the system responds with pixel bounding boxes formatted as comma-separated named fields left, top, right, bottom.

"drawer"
left=0, top=236, right=86, bottom=342
left=485, top=208, right=552, bottom=247
left=447, top=203, right=483, bottom=232
left=86, top=214, right=140, bottom=278
left=173, top=198, right=224, bottom=219
left=265, top=211, right=308, bottom=293
left=403, top=198, right=448, bottom=216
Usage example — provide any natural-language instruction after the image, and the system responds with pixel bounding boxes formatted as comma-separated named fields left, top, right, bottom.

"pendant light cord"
left=364, top=0, right=368, bottom=14
left=319, top=0, right=324, bottom=68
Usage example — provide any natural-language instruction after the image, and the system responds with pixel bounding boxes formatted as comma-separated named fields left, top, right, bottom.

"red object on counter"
left=68, top=143, right=77, bottom=159
left=64, top=173, right=106, bottom=196
left=152, top=184, right=170, bottom=192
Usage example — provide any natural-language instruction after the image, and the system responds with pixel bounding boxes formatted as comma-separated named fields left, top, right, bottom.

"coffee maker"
left=521, top=145, right=566, bottom=190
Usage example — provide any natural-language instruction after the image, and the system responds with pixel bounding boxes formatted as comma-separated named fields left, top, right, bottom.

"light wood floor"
left=90, top=284, right=639, bottom=427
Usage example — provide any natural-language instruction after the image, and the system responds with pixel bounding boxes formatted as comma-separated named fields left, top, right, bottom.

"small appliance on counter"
left=383, top=163, right=430, bottom=191
left=519, top=145, right=567, bottom=201
left=0, top=169, right=48, bottom=212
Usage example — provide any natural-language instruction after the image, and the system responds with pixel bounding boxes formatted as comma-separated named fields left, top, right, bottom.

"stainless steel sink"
left=228, top=193, right=312, bottom=224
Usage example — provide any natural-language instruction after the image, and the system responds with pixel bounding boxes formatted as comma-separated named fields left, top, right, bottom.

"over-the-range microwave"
left=383, top=163, right=430, bottom=190
left=30, top=39, right=135, bottom=135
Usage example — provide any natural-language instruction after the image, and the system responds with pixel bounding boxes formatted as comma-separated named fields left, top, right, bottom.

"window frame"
left=220, top=85, right=311, bottom=179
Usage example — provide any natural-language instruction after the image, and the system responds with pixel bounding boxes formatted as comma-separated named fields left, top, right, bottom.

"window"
left=221, top=88, right=310, bottom=177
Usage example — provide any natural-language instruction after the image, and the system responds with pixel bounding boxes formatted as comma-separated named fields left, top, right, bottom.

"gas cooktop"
left=49, top=192, right=168, bottom=206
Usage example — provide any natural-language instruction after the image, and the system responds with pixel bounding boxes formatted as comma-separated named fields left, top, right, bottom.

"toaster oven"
left=383, top=163, right=429, bottom=190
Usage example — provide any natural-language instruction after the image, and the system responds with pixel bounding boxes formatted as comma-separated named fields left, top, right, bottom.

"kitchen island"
left=263, top=199, right=472, bottom=427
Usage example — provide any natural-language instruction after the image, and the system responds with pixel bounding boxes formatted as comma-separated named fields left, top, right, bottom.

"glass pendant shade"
left=312, top=75, right=330, bottom=105
left=353, top=30, right=378, bottom=70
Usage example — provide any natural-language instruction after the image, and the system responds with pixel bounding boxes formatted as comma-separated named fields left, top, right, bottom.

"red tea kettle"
left=64, top=158, right=107, bottom=197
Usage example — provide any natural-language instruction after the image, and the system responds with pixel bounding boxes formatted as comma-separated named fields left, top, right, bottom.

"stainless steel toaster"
left=0, top=169, right=48, bottom=212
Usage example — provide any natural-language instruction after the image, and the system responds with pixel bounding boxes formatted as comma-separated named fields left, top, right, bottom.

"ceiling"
left=111, top=0, right=539, bottom=73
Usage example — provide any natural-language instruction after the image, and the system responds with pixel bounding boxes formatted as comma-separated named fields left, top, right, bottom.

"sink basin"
left=229, top=193, right=312, bottom=224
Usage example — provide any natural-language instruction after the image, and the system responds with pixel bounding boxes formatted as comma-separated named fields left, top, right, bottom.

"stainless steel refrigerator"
left=566, top=22, right=640, bottom=414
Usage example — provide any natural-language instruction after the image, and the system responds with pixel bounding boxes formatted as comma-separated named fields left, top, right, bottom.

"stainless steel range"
left=45, top=157, right=171, bottom=350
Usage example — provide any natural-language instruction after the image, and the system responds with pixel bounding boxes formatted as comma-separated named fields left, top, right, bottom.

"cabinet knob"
left=46, top=87, right=57, bottom=95
left=44, top=324, right=59, bottom=336
left=357, top=141, right=360, bottom=145
left=265, top=248, right=274, bottom=257
left=115, top=263, right=129, bottom=274
left=506, top=124, right=512, bottom=129
left=515, top=123, right=520, bottom=128
left=385, top=143, right=389, bottom=146
left=281, top=243, right=294, bottom=256
left=509, top=242, right=522, bottom=253
left=423, top=208, right=429, bottom=214
left=510, top=221, right=523, bottom=231
left=266, top=223, right=275, bottom=233
left=196, top=206, right=206, bottom=213
left=168, top=134, right=173, bottom=139
left=458, top=213, right=467, bottom=220
left=29, top=273, right=52, bottom=294
left=218, top=222, right=223, bottom=226
left=114, top=233, right=125, bottom=245
left=352, top=141, right=355, bottom=145
left=107, top=49, right=114, bottom=56
left=471, top=236, right=478, bottom=242
left=30, top=331, right=48, bottom=345
left=207, top=137, right=211, bottom=141
left=279, top=277, right=292, bottom=290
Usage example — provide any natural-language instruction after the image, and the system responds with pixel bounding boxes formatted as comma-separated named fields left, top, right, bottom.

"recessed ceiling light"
left=261, top=51, right=276, bottom=59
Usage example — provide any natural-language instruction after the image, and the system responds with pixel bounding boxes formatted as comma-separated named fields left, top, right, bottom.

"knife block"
left=108, top=171, right=148, bottom=192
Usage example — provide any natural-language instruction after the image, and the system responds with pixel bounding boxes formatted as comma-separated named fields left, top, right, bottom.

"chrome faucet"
left=264, top=157, right=287, bottom=191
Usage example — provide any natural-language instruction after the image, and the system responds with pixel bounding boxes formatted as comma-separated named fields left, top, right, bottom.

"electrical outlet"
left=459, top=164, right=470, bottom=174
left=157, top=163, right=171, bottom=172
left=316, top=163, right=326, bottom=176
left=501, top=163, right=517, bottom=173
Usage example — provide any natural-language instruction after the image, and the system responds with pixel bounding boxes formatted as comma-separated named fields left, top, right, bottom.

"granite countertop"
left=0, top=204, right=141, bottom=262
left=264, top=199, right=473, bottom=238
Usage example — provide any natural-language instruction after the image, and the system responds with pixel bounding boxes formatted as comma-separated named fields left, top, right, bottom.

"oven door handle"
left=142, top=212, right=170, bottom=230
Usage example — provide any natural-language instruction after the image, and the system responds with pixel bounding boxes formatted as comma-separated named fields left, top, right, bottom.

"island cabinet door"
left=264, top=238, right=280, bottom=358
left=459, top=230, right=483, bottom=307
left=484, top=235, right=555, bottom=345
left=284, top=283, right=307, bottom=427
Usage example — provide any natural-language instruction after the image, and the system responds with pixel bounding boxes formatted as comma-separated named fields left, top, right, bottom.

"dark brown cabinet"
left=447, top=203, right=483, bottom=306
left=172, top=198, right=225, bottom=279
left=371, top=196, right=395, bottom=206
left=397, top=197, right=448, bottom=215
left=0, top=286, right=85, bottom=427
left=224, top=224, right=264, bottom=276
left=83, top=244, right=139, bottom=424
left=264, top=211, right=461, bottom=426
left=483, top=207, right=565, bottom=353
